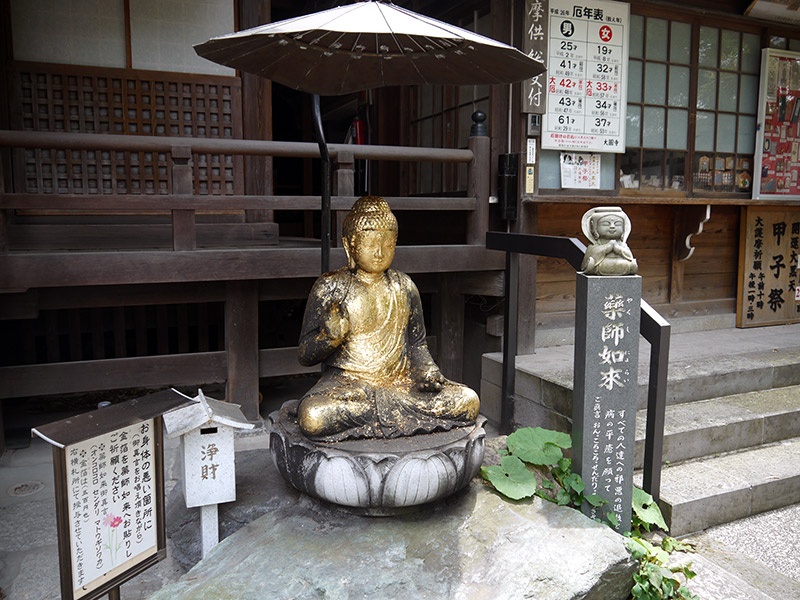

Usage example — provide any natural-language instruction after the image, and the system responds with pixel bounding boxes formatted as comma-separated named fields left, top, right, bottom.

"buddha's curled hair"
left=342, top=196, right=398, bottom=241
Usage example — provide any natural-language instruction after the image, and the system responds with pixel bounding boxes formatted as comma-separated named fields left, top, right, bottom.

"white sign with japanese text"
left=543, top=0, right=629, bottom=152
left=65, top=421, right=158, bottom=598
left=560, top=152, right=601, bottom=188
left=181, top=425, right=236, bottom=508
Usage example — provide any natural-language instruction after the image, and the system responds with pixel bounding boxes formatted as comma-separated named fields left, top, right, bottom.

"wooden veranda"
left=0, top=126, right=498, bottom=449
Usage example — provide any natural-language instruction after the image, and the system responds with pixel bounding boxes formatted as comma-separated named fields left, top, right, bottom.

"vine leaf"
left=632, top=486, right=669, bottom=532
left=507, top=427, right=572, bottom=466
left=480, top=455, right=538, bottom=500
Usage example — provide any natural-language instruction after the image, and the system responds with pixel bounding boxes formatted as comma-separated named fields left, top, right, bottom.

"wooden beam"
left=0, top=245, right=505, bottom=290
left=0, top=130, right=474, bottom=162
left=8, top=223, right=278, bottom=251
left=0, top=194, right=477, bottom=212
left=258, top=347, right=317, bottom=377
left=0, top=352, right=227, bottom=399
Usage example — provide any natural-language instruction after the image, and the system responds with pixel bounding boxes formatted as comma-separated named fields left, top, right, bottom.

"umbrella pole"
left=312, top=94, right=331, bottom=273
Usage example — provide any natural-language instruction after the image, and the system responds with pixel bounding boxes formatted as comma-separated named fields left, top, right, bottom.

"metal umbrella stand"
left=195, top=0, right=545, bottom=272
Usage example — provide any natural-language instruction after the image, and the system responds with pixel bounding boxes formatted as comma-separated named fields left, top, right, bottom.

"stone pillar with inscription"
left=572, top=206, right=640, bottom=533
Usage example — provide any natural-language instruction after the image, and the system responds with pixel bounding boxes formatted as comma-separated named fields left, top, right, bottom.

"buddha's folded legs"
left=297, top=380, right=376, bottom=440
left=297, top=371, right=480, bottom=442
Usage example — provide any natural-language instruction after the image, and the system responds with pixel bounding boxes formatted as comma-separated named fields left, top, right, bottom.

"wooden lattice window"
left=9, top=61, right=243, bottom=196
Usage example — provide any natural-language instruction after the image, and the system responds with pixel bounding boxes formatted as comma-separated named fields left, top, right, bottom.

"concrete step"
left=633, top=385, right=800, bottom=468
left=480, top=330, right=800, bottom=431
left=650, top=437, right=800, bottom=536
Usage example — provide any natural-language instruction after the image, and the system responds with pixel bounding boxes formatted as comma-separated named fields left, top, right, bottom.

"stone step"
left=633, top=385, right=800, bottom=469
left=480, top=341, right=800, bottom=432
left=650, top=437, right=800, bottom=537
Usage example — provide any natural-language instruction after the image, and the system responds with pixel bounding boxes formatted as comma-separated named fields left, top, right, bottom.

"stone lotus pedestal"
left=269, top=399, right=486, bottom=514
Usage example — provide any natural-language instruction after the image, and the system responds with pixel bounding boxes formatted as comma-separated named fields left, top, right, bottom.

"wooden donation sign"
left=737, top=206, right=800, bottom=327
left=163, top=389, right=253, bottom=558
left=32, top=389, right=190, bottom=600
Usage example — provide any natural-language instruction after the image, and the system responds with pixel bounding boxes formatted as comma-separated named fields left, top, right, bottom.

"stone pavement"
left=2, top=321, right=800, bottom=598
left=2, top=424, right=800, bottom=599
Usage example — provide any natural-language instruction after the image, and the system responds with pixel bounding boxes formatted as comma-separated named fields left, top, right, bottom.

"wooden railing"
left=0, top=129, right=491, bottom=270
left=0, top=126, right=498, bottom=427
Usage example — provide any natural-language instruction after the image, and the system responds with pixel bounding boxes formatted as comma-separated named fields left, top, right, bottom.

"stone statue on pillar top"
left=580, top=206, right=638, bottom=276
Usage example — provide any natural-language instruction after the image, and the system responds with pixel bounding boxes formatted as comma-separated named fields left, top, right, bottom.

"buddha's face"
left=349, top=229, right=396, bottom=274
left=595, top=215, right=624, bottom=240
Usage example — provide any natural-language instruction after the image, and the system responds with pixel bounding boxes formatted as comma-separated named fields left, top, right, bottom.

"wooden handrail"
left=0, top=130, right=474, bottom=163
left=0, top=194, right=477, bottom=211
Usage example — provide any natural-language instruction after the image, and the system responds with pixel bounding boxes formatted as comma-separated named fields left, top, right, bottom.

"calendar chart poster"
left=543, top=0, right=629, bottom=153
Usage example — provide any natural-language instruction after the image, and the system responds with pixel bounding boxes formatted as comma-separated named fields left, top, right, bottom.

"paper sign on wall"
left=542, top=0, right=629, bottom=153
left=560, top=152, right=601, bottom=188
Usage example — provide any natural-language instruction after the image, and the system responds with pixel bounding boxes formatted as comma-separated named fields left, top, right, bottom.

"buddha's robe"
left=296, top=268, right=479, bottom=441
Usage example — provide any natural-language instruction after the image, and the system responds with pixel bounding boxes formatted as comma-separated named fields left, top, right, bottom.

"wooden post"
left=225, top=280, right=260, bottom=420
left=515, top=200, right=539, bottom=354
left=333, top=150, right=355, bottom=247
left=0, top=156, right=7, bottom=253
left=171, top=146, right=196, bottom=251
left=239, top=0, right=274, bottom=225
left=467, top=114, right=490, bottom=246
left=435, top=272, right=464, bottom=382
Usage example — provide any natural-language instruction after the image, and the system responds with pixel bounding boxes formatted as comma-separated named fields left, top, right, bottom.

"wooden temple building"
left=2, top=0, right=800, bottom=451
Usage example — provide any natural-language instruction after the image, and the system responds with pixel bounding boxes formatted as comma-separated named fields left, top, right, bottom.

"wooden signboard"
left=737, top=206, right=800, bottom=327
left=32, top=389, right=190, bottom=600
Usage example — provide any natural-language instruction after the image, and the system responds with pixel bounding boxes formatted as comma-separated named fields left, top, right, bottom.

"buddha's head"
left=342, top=196, right=398, bottom=273
left=582, top=206, right=631, bottom=244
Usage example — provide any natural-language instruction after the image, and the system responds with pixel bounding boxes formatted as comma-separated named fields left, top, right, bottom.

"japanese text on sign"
left=66, top=420, right=158, bottom=597
left=523, top=1, right=548, bottom=113
left=560, top=152, right=601, bottom=188
left=587, top=293, right=635, bottom=524
left=543, top=0, right=629, bottom=152
left=738, top=208, right=800, bottom=327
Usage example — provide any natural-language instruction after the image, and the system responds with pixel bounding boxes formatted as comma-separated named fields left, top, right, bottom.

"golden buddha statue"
left=580, top=206, right=638, bottom=276
left=296, top=196, right=480, bottom=442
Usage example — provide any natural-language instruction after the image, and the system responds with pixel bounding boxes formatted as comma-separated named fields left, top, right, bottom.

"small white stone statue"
left=580, top=206, right=638, bottom=276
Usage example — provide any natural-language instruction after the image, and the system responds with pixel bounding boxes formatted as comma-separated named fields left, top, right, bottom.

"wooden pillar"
left=239, top=0, right=274, bottom=224
left=435, top=272, right=464, bottom=382
left=333, top=150, right=354, bottom=247
left=0, top=158, right=8, bottom=253
left=467, top=127, right=491, bottom=246
left=514, top=200, right=539, bottom=354
left=171, top=146, right=196, bottom=251
left=225, top=280, right=260, bottom=421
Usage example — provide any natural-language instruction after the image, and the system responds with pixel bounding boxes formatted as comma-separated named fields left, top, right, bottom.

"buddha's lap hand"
left=416, top=369, right=445, bottom=393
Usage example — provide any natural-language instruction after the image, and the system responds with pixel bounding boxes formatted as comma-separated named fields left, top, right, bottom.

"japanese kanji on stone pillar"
left=571, top=207, right=640, bottom=533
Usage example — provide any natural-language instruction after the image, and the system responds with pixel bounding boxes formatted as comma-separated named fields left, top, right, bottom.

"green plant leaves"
left=632, top=486, right=669, bottom=532
left=584, top=493, right=604, bottom=507
left=506, top=427, right=571, bottom=466
left=480, top=455, right=538, bottom=500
